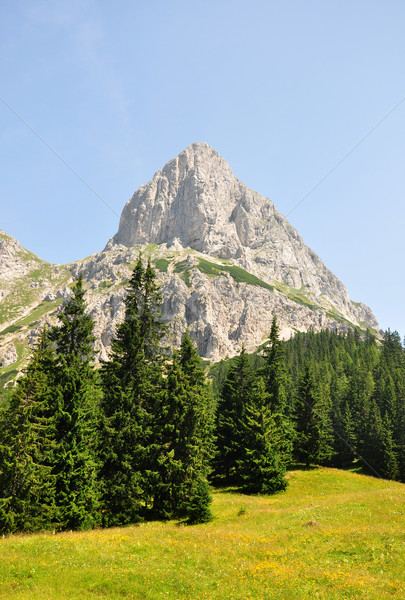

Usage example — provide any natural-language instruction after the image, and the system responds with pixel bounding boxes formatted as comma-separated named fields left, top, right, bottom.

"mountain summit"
left=0, top=144, right=378, bottom=374
left=114, top=142, right=261, bottom=255
left=111, top=143, right=374, bottom=327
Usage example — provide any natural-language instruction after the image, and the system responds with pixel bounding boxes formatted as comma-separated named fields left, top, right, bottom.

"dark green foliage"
left=0, top=276, right=100, bottom=534
left=151, top=338, right=213, bottom=523
left=99, top=264, right=214, bottom=525
left=2, top=257, right=405, bottom=536
left=48, top=274, right=101, bottom=531
left=260, top=316, right=294, bottom=464
left=177, top=331, right=215, bottom=522
left=178, top=330, right=216, bottom=482
left=213, top=347, right=255, bottom=484
left=381, top=414, right=399, bottom=480
left=0, top=332, right=56, bottom=533
left=213, top=342, right=287, bottom=495
left=261, top=316, right=287, bottom=414
left=294, top=366, right=323, bottom=467
left=283, top=327, right=405, bottom=481
left=237, top=378, right=287, bottom=494
left=183, top=478, right=213, bottom=524
left=332, top=400, right=357, bottom=468
left=99, top=256, right=167, bottom=526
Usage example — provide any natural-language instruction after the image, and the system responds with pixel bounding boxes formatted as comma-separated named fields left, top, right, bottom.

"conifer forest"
left=0, top=257, right=404, bottom=535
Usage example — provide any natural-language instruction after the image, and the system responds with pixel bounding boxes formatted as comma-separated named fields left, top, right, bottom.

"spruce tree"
left=361, top=398, right=385, bottom=477
left=151, top=338, right=213, bottom=523
left=0, top=331, right=57, bottom=534
left=179, top=330, right=215, bottom=479
left=213, top=347, right=255, bottom=484
left=332, top=401, right=357, bottom=468
left=0, top=276, right=100, bottom=534
left=177, top=331, right=214, bottom=523
left=99, top=256, right=167, bottom=525
left=237, top=378, right=287, bottom=494
left=261, top=315, right=294, bottom=464
left=50, top=274, right=101, bottom=531
left=262, top=316, right=288, bottom=414
left=381, top=414, right=399, bottom=480
left=294, top=365, right=333, bottom=467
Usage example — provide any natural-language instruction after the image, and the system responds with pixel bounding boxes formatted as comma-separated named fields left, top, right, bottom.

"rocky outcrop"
left=0, top=143, right=379, bottom=371
left=0, top=343, right=17, bottom=367
left=113, top=143, right=377, bottom=330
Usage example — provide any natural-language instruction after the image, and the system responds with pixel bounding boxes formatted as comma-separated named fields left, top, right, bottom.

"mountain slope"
left=0, top=144, right=378, bottom=380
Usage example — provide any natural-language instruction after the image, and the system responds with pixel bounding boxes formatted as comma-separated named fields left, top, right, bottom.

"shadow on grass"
left=287, top=463, right=319, bottom=472
left=210, top=480, right=290, bottom=496
left=210, top=464, right=325, bottom=495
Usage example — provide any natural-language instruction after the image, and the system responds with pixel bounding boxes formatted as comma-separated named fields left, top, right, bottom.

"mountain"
left=0, top=143, right=378, bottom=384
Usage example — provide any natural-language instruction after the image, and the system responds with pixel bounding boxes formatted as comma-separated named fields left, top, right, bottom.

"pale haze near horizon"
left=0, top=0, right=404, bottom=337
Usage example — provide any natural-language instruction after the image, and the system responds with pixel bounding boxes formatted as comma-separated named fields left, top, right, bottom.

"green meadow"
left=0, top=467, right=404, bottom=600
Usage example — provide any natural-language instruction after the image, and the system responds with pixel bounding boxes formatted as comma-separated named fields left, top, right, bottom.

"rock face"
left=113, top=143, right=376, bottom=330
left=0, top=343, right=18, bottom=368
left=0, top=143, right=379, bottom=374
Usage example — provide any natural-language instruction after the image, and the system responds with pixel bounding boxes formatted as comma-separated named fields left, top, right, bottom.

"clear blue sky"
left=1, top=1, right=404, bottom=337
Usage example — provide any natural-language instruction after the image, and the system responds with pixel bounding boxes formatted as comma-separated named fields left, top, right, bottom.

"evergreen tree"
left=361, top=398, right=385, bottom=477
left=179, top=330, right=215, bottom=474
left=213, top=347, right=255, bottom=484
left=99, top=256, right=167, bottom=525
left=0, top=276, right=100, bottom=533
left=294, top=365, right=334, bottom=467
left=177, top=331, right=214, bottom=522
left=50, top=274, right=101, bottom=531
left=152, top=339, right=213, bottom=523
left=332, top=401, right=357, bottom=468
left=381, top=414, right=399, bottom=480
left=261, top=315, right=294, bottom=464
left=261, top=316, right=288, bottom=414
left=236, top=378, right=287, bottom=494
left=0, top=331, right=57, bottom=533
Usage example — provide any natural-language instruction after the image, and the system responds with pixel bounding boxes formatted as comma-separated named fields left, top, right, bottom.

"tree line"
left=211, top=324, right=405, bottom=484
left=0, top=258, right=214, bottom=533
left=0, top=257, right=404, bottom=534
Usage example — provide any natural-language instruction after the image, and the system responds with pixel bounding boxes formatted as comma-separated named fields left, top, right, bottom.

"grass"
left=0, top=299, right=63, bottom=401
left=97, top=280, right=114, bottom=291
left=173, top=257, right=274, bottom=292
left=273, top=281, right=319, bottom=311
left=0, top=467, right=403, bottom=599
left=174, top=259, right=192, bottom=287
left=0, top=259, right=66, bottom=327
left=197, top=258, right=274, bottom=291
left=0, top=299, right=63, bottom=338
left=154, top=258, right=170, bottom=273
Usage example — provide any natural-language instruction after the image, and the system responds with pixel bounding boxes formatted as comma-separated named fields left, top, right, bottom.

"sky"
left=0, top=0, right=404, bottom=337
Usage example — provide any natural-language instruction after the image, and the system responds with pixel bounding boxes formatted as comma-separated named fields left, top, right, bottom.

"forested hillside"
left=210, top=326, right=405, bottom=482
left=0, top=259, right=403, bottom=537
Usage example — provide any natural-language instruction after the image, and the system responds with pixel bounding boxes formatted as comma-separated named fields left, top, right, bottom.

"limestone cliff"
left=113, top=142, right=376, bottom=332
left=0, top=144, right=379, bottom=381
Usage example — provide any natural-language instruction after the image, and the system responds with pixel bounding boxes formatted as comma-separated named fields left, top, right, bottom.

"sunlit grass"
left=0, top=467, right=404, bottom=599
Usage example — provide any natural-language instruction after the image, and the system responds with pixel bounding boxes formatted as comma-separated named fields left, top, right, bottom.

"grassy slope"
left=0, top=467, right=404, bottom=599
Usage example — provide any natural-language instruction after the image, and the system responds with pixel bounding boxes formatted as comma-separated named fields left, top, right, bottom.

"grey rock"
left=0, top=144, right=380, bottom=369
left=1, top=343, right=17, bottom=367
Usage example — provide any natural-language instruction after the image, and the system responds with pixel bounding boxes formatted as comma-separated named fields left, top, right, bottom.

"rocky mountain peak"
left=112, top=142, right=274, bottom=258
left=110, top=144, right=378, bottom=342
left=0, top=145, right=379, bottom=373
